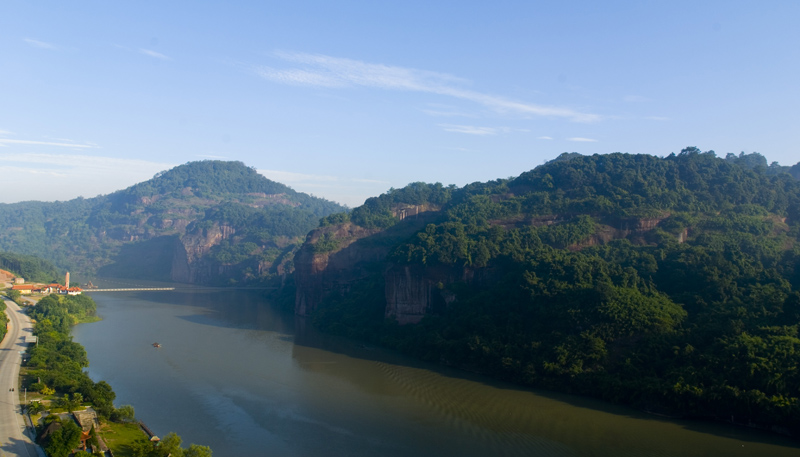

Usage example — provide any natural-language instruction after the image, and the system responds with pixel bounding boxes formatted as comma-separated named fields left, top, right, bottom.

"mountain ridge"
left=0, top=160, right=346, bottom=284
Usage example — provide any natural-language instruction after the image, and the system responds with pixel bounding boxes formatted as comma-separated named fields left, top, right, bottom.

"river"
left=71, top=284, right=800, bottom=457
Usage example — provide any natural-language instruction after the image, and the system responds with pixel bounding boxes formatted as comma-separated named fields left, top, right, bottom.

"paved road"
left=0, top=299, right=40, bottom=457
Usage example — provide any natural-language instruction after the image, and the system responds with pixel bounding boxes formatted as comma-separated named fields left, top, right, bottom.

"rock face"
left=294, top=209, right=441, bottom=318
left=171, top=222, right=235, bottom=283
left=294, top=223, right=384, bottom=316
left=384, top=265, right=431, bottom=324
left=578, top=215, right=671, bottom=248
left=384, top=264, right=464, bottom=324
left=294, top=213, right=674, bottom=324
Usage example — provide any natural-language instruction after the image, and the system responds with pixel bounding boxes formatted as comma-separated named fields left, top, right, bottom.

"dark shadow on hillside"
left=293, top=210, right=445, bottom=315
left=288, top=314, right=800, bottom=449
left=341, top=210, right=444, bottom=253
left=98, top=235, right=180, bottom=281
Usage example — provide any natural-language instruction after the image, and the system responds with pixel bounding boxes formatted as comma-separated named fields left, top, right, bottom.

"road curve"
left=0, top=299, right=41, bottom=457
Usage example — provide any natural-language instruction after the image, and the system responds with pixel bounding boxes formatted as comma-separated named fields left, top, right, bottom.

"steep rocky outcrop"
left=294, top=223, right=383, bottom=316
left=384, top=264, right=434, bottom=324
left=295, top=211, right=442, bottom=317
left=171, top=222, right=235, bottom=283
left=384, top=264, right=470, bottom=324
left=295, top=213, right=673, bottom=323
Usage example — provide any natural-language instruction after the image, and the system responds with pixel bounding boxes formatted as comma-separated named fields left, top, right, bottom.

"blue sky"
left=2, top=1, right=798, bottom=207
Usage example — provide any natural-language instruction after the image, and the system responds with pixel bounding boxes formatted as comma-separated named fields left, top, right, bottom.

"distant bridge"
left=84, top=288, right=176, bottom=292
left=83, top=286, right=278, bottom=292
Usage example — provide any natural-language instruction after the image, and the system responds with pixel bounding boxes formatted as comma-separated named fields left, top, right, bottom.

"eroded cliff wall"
left=295, top=214, right=673, bottom=324
left=171, top=222, right=235, bottom=283
left=294, top=223, right=384, bottom=316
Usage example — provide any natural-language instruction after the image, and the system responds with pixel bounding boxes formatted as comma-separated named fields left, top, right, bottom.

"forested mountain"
left=0, top=161, right=345, bottom=285
left=0, top=252, right=61, bottom=283
left=295, top=148, right=800, bottom=436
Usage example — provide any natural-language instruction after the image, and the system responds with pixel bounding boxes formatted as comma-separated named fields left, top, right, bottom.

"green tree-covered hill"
left=0, top=251, right=61, bottom=283
left=0, top=161, right=346, bottom=284
left=299, top=149, right=800, bottom=436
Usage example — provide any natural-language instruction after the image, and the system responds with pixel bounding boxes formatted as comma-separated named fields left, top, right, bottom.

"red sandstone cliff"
left=294, top=213, right=674, bottom=324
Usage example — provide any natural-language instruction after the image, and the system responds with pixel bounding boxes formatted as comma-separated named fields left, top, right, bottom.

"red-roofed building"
left=11, top=284, right=36, bottom=295
left=65, top=287, right=83, bottom=295
left=10, top=283, right=82, bottom=295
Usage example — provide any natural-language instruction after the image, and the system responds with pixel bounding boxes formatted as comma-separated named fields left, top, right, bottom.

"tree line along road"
left=0, top=298, right=42, bottom=457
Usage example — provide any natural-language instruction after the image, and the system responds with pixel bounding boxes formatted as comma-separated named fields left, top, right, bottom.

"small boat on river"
left=152, top=342, right=161, bottom=348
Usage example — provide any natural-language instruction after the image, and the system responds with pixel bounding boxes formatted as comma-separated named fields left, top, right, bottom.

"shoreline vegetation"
left=4, top=289, right=212, bottom=457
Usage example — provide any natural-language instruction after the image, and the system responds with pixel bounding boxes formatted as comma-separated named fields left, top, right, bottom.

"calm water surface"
left=72, top=282, right=800, bottom=457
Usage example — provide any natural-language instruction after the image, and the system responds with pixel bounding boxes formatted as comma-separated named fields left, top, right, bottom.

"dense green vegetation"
left=103, top=160, right=341, bottom=221
left=26, top=293, right=212, bottom=455
left=40, top=415, right=83, bottom=457
left=199, top=201, right=317, bottom=273
left=127, top=431, right=212, bottom=457
left=310, top=149, right=800, bottom=436
left=0, top=251, right=61, bottom=283
left=0, top=299, right=7, bottom=342
left=0, top=160, right=345, bottom=283
left=320, top=182, right=453, bottom=229
left=26, top=294, right=119, bottom=418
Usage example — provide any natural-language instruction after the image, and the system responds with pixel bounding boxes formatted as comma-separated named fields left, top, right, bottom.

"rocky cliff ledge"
left=170, top=222, right=237, bottom=283
left=295, top=211, right=440, bottom=317
left=294, top=212, right=674, bottom=324
left=294, top=222, right=390, bottom=316
left=385, top=263, right=478, bottom=324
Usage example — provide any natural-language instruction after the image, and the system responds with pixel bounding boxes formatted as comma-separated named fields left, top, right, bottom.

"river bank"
left=13, top=290, right=211, bottom=456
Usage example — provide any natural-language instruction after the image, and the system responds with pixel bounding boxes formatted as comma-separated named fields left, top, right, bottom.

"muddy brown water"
left=72, top=283, right=800, bottom=457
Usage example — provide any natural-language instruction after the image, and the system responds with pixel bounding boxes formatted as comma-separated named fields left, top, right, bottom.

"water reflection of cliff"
left=81, top=286, right=800, bottom=457
left=291, top=316, right=800, bottom=457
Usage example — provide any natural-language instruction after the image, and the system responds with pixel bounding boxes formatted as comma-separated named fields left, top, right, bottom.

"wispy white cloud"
left=440, top=124, right=501, bottom=135
left=139, top=48, right=171, bottom=61
left=422, top=109, right=475, bottom=117
left=267, top=51, right=468, bottom=89
left=421, top=104, right=477, bottom=118
left=0, top=138, right=98, bottom=148
left=256, top=52, right=601, bottom=123
left=0, top=130, right=13, bottom=136
left=0, top=152, right=171, bottom=170
left=255, top=68, right=343, bottom=87
left=440, top=124, right=529, bottom=135
left=23, top=38, right=57, bottom=50
left=2, top=166, right=68, bottom=178
left=567, top=137, right=598, bottom=142
left=537, top=136, right=553, bottom=140
left=0, top=152, right=175, bottom=203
